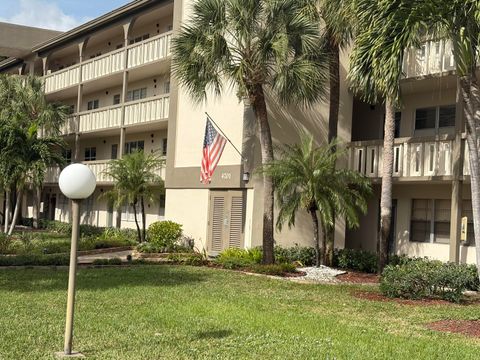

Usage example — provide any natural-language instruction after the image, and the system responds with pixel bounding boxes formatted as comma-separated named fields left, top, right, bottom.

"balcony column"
left=449, top=79, right=465, bottom=263
left=41, top=55, right=50, bottom=76
left=74, top=39, right=89, bottom=163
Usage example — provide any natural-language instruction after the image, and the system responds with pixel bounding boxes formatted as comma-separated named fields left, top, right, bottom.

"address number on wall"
left=221, top=172, right=232, bottom=180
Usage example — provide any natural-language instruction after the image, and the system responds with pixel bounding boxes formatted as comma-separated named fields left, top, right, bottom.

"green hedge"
left=146, top=221, right=183, bottom=250
left=380, top=259, right=479, bottom=303
left=0, top=254, right=70, bottom=266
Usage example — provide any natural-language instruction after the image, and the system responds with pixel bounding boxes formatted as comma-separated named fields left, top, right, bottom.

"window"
left=462, top=200, right=475, bottom=246
left=63, top=149, right=72, bottom=163
left=410, top=199, right=432, bottom=243
left=415, top=105, right=456, bottom=131
left=164, top=81, right=170, bottom=94
left=84, top=147, right=96, bottom=161
left=394, top=112, right=401, bottom=138
left=122, top=203, right=140, bottom=222
left=439, top=105, right=456, bottom=128
left=167, top=25, right=173, bottom=31
left=87, top=99, right=99, bottom=110
left=415, top=107, right=436, bottom=130
left=129, top=34, right=149, bottom=45
left=113, top=94, right=121, bottom=105
left=159, top=193, right=166, bottom=217
left=410, top=199, right=451, bottom=243
left=67, top=105, right=75, bottom=115
left=111, top=144, right=118, bottom=159
left=115, top=44, right=123, bottom=50
left=125, top=140, right=144, bottom=154
left=162, top=138, right=168, bottom=156
left=126, top=88, right=147, bottom=102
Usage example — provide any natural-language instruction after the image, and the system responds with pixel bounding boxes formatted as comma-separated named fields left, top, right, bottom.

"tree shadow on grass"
left=0, top=265, right=209, bottom=293
left=194, top=329, right=233, bottom=340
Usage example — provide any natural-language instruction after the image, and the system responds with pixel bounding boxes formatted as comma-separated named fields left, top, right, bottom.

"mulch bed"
left=427, top=320, right=480, bottom=338
left=336, top=271, right=380, bottom=284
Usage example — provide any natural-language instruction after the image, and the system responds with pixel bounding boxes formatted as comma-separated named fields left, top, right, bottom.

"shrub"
left=0, top=233, right=11, bottom=254
left=147, top=221, right=183, bottom=250
left=333, top=248, right=377, bottom=273
left=274, top=246, right=315, bottom=266
left=0, top=254, right=70, bottom=266
left=92, top=258, right=123, bottom=266
left=380, top=259, right=477, bottom=303
left=249, top=263, right=297, bottom=276
left=216, top=248, right=262, bottom=269
left=466, top=264, right=480, bottom=291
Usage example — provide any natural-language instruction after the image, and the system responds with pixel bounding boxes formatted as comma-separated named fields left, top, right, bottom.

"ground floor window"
left=410, top=199, right=451, bottom=243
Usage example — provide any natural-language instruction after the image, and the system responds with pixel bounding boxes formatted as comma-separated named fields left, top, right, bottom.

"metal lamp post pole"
left=64, top=199, right=80, bottom=355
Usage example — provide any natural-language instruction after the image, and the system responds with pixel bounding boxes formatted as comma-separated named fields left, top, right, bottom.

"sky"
left=0, top=0, right=132, bottom=31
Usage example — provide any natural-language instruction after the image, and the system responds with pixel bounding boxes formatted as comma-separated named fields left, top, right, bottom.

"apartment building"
left=0, top=0, right=476, bottom=264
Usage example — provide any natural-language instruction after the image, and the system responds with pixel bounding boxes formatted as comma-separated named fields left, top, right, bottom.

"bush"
left=92, top=258, right=123, bottom=266
left=0, top=254, right=70, bottom=266
left=249, top=263, right=297, bottom=276
left=147, top=221, right=183, bottom=250
left=333, top=248, right=377, bottom=273
left=216, top=248, right=262, bottom=269
left=0, top=233, right=11, bottom=254
left=380, top=259, right=478, bottom=303
left=274, top=246, right=316, bottom=266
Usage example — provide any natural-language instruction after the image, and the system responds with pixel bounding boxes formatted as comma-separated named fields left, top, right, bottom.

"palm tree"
left=318, top=0, right=355, bottom=265
left=348, top=0, right=424, bottom=273
left=261, top=135, right=371, bottom=266
left=102, top=151, right=165, bottom=243
left=172, top=0, right=328, bottom=264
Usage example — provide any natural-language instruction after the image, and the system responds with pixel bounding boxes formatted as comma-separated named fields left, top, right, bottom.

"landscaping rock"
left=296, top=266, right=347, bottom=283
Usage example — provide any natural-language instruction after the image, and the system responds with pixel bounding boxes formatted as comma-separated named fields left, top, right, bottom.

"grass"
left=0, top=266, right=479, bottom=359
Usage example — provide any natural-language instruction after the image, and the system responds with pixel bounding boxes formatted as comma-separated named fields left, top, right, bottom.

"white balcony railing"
left=43, top=31, right=172, bottom=94
left=350, top=137, right=454, bottom=178
left=78, top=105, right=122, bottom=132
left=61, top=116, right=76, bottom=135
left=81, top=48, right=125, bottom=82
left=45, top=161, right=166, bottom=183
left=44, top=65, right=80, bottom=93
left=124, top=96, right=169, bottom=126
left=403, top=39, right=456, bottom=78
left=127, top=32, right=172, bottom=68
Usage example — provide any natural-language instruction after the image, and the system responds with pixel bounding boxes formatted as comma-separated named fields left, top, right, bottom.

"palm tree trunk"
left=8, top=189, right=23, bottom=235
left=4, top=189, right=10, bottom=233
left=310, top=209, right=320, bottom=267
left=326, top=39, right=340, bottom=267
left=132, top=201, right=142, bottom=243
left=251, top=85, right=275, bottom=265
left=140, top=196, right=146, bottom=242
left=33, top=186, right=41, bottom=229
left=460, top=74, right=480, bottom=279
left=378, top=99, right=395, bottom=273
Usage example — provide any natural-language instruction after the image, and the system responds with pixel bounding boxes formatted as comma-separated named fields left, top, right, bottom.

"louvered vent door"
left=228, top=195, right=244, bottom=248
left=210, top=195, right=225, bottom=252
left=208, top=191, right=246, bottom=253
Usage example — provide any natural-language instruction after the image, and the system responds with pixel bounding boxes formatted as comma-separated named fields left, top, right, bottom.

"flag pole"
left=205, top=112, right=246, bottom=162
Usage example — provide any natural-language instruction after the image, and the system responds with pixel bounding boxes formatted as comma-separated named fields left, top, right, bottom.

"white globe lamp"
left=57, top=163, right=96, bottom=357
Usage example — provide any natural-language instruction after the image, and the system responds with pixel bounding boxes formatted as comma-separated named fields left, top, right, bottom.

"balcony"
left=43, top=31, right=172, bottom=94
left=75, top=95, right=169, bottom=133
left=403, top=39, right=456, bottom=78
left=350, top=137, right=454, bottom=179
left=45, top=160, right=166, bottom=184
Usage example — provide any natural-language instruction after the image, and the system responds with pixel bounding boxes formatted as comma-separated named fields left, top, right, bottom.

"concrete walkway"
left=78, top=250, right=133, bottom=264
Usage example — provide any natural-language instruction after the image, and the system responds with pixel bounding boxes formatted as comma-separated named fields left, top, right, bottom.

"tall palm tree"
left=318, top=0, right=355, bottom=265
left=348, top=0, right=424, bottom=272
left=172, top=0, right=328, bottom=264
left=261, top=135, right=371, bottom=266
left=102, top=151, right=165, bottom=243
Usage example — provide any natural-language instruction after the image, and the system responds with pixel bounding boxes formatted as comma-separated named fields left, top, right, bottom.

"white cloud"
left=0, top=0, right=87, bottom=31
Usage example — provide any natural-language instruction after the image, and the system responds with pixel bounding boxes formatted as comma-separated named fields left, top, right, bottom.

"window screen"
left=439, top=105, right=456, bottom=128
left=415, top=107, right=436, bottom=130
left=410, top=199, right=432, bottom=242
left=434, top=199, right=451, bottom=244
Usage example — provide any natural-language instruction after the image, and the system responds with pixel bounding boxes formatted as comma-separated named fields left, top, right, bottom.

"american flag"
left=200, top=118, right=227, bottom=184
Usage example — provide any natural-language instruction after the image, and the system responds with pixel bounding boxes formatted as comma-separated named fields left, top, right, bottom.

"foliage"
left=274, top=245, right=316, bottom=266
left=92, top=258, right=123, bottom=266
left=334, top=248, right=378, bottom=273
left=136, top=242, right=193, bottom=254
left=102, top=151, right=164, bottom=242
left=380, top=259, right=478, bottom=303
left=216, top=248, right=263, bottom=269
left=147, top=221, right=183, bottom=250
left=0, top=233, right=10, bottom=254
left=167, top=252, right=208, bottom=266
left=260, top=135, right=371, bottom=265
left=0, top=254, right=70, bottom=266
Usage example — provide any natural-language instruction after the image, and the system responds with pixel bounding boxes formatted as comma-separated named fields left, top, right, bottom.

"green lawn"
left=0, top=266, right=479, bottom=359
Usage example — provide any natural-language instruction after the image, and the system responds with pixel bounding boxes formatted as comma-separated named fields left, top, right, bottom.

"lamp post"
left=57, top=164, right=96, bottom=358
